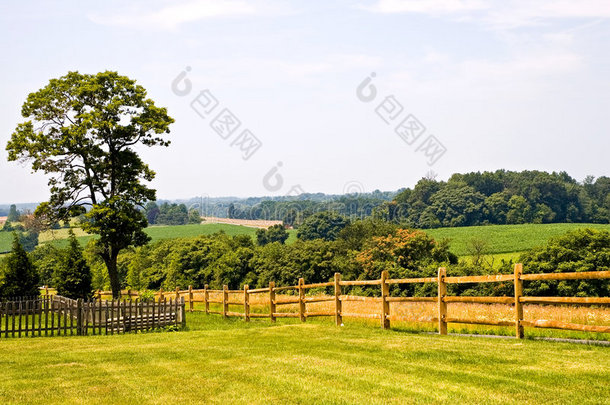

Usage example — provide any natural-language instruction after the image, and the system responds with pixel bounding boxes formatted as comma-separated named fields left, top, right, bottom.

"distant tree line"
left=374, top=170, right=610, bottom=228
left=208, top=170, right=610, bottom=228
left=227, top=194, right=393, bottom=226
left=144, top=202, right=201, bottom=225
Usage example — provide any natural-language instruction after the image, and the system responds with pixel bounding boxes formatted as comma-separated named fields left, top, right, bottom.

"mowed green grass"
left=425, top=223, right=610, bottom=256
left=0, top=314, right=608, bottom=405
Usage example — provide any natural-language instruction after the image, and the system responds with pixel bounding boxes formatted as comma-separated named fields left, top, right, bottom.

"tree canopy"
left=6, top=71, right=174, bottom=297
left=297, top=211, right=350, bottom=241
left=256, top=224, right=289, bottom=246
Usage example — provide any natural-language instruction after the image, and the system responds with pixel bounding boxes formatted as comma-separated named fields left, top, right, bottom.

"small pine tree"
left=53, top=231, right=92, bottom=299
left=7, top=204, right=20, bottom=222
left=1, top=234, right=39, bottom=299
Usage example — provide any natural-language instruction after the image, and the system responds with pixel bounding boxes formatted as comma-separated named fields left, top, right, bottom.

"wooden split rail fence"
left=111, top=264, right=610, bottom=339
left=0, top=295, right=185, bottom=338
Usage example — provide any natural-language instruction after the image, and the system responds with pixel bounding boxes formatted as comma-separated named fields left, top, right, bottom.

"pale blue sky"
left=1, top=0, right=609, bottom=203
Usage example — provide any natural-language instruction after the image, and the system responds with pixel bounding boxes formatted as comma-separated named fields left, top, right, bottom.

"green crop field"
left=29, top=223, right=298, bottom=250
left=0, top=314, right=608, bottom=404
left=424, top=223, right=610, bottom=256
left=1, top=222, right=608, bottom=258
left=0, top=231, right=13, bottom=253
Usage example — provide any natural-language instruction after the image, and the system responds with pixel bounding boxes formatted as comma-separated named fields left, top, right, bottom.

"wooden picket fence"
left=0, top=295, right=185, bottom=338
left=104, top=264, right=610, bottom=339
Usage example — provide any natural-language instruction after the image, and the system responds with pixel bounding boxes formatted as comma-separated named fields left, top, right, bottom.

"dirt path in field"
left=201, top=216, right=282, bottom=229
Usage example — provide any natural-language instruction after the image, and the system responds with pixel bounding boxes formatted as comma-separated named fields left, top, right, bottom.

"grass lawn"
left=0, top=313, right=609, bottom=404
left=424, top=223, right=610, bottom=256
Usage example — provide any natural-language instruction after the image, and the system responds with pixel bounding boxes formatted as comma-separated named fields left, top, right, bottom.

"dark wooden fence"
left=0, top=295, right=185, bottom=338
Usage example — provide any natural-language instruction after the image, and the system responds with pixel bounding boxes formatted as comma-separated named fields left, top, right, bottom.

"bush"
left=519, top=228, right=610, bottom=296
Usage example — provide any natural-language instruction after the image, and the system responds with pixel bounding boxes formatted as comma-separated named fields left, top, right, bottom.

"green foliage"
left=156, top=203, right=188, bottom=225
left=256, top=224, right=289, bottom=246
left=52, top=231, right=92, bottom=299
left=0, top=234, right=39, bottom=299
left=377, top=170, right=610, bottom=228
left=337, top=219, right=397, bottom=251
left=144, top=202, right=160, bottom=224
left=7, top=204, right=20, bottom=222
left=297, top=211, right=349, bottom=241
left=30, top=244, right=62, bottom=286
left=6, top=71, right=174, bottom=298
left=520, top=228, right=610, bottom=296
left=188, top=209, right=202, bottom=224
left=356, top=229, right=457, bottom=296
left=252, top=239, right=351, bottom=288
left=18, top=230, right=39, bottom=252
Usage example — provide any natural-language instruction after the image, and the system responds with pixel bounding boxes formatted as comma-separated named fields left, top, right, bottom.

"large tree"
left=297, top=211, right=349, bottom=242
left=6, top=71, right=174, bottom=298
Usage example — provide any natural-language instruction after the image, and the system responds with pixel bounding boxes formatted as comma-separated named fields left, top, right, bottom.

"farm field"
left=0, top=314, right=609, bottom=404
left=32, top=223, right=298, bottom=250
left=1, top=222, right=608, bottom=258
left=424, top=223, right=610, bottom=256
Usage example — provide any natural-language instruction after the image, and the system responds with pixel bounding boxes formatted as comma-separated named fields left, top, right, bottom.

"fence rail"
left=94, top=264, right=610, bottom=339
left=0, top=295, right=185, bottom=338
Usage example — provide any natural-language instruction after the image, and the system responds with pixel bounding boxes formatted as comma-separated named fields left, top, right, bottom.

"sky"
left=0, top=0, right=609, bottom=204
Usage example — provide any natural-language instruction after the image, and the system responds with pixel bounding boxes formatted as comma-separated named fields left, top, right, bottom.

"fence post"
left=159, top=288, right=164, bottom=303
left=188, top=285, right=194, bottom=312
left=204, top=284, right=209, bottom=314
left=76, top=299, right=83, bottom=336
left=269, top=282, right=276, bottom=323
left=222, top=285, right=228, bottom=319
left=438, top=267, right=447, bottom=335
left=334, top=273, right=342, bottom=326
left=96, top=290, right=101, bottom=301
left=380, top=270, right=390, bottom=330
left=514, top=263, right=524, bottom=339
left=175, top=287, right=180, bottom=301
left=298, top=278, right=306, bottom=323
left=244, top=285, right=250, bottom=322
left=45, top=285, right=49, bottom=297
left=180, top=297, right=186, bottom=328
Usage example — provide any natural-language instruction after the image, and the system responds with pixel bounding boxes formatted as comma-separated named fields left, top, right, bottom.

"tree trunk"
left=103, top=250, right=121, bottom=299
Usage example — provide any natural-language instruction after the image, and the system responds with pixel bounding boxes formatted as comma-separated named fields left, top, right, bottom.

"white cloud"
left=364, top=0, right=486, bottom=14
left=89, top=0, right=282, bottom=30
left=363, top=0, right=610, bottom=28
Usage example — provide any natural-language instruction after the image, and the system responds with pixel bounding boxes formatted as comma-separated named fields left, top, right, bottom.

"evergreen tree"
left=53, top=231, right=93, bottom=299
left=7, top=204, right=20, bottom=222
left=1, top=234, right=39, bottom=299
